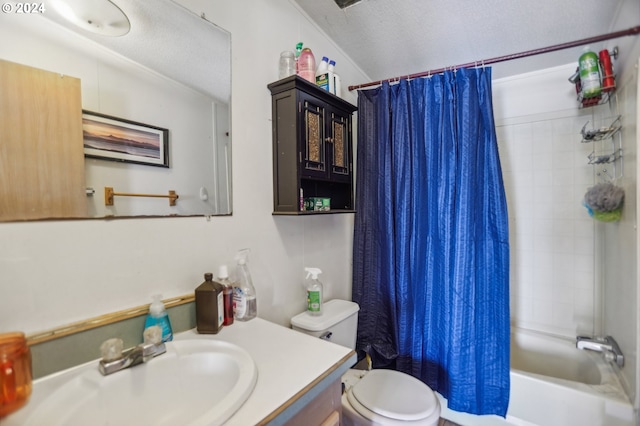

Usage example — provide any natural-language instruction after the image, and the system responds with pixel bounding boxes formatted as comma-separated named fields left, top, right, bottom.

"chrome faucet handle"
left=98, top=339, right=167, bottom=376
left=604, top=336, right=624, bottom=367
left=575, top=335, right=624, bottom=368
left=100, top=338, right=124, bottom=362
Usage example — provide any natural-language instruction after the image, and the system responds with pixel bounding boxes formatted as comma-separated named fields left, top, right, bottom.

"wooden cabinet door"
left=300, top=95, right=352, bottom=184
left=0, top=60, right=87, bottom=221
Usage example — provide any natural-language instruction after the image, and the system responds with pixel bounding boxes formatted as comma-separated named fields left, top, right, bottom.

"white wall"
left=0, top=0, right=368, bottom=335
left=602, top=59, right=638, bottom=407
left=601, top=0, right=640, bottom=407
left=494, top=65, right=599, bottom=337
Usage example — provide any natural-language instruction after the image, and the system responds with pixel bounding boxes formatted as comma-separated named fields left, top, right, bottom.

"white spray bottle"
left=304, top=267, right=323, bottom=316
left=233, top=248, right=257, bottom=321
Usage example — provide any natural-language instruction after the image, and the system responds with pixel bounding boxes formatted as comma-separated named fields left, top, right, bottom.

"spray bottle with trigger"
left=233, top=248, right=257, bottom=321
left=304, top=267, right=323, bottom=316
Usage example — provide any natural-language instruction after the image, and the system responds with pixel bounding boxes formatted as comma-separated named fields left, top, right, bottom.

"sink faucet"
left=576, top=335, right=624, bottom=367
left=98, top=326, right=167, bottom=376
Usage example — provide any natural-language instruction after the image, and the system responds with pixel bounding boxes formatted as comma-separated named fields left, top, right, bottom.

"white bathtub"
left=438, top=328, right=635, bottom=426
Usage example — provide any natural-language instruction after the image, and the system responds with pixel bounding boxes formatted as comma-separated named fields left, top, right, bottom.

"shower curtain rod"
left=348, top=26, right=640, bottom=91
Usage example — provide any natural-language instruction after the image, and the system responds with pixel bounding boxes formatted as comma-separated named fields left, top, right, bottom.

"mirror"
left=0, top=0, right=231, bottom=220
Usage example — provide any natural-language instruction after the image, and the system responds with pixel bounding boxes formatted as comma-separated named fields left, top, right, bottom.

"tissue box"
left=304, top=197, right=331, bottom=211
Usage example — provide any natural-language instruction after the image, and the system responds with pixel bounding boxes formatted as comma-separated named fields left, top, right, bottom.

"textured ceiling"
left=43, top=0, right=230, bottom=103
left=293, top=0, right=632, bottom=86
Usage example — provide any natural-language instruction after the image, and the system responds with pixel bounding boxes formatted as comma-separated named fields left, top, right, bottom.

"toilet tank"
left=291, top=299, right=359, bottom=349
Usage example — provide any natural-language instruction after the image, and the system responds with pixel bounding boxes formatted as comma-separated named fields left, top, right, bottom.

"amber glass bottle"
left=195, top=273, right=224, bottom=334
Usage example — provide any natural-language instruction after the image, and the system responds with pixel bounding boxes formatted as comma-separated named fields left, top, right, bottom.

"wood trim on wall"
left=26, top=294, right=194, bottom=346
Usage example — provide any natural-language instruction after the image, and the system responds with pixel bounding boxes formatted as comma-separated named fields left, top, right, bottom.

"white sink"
left=5, top=340, right=257, bottom=426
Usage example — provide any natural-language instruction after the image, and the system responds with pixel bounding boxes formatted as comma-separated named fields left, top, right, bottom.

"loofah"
left=584, top=183, right=624, bottom=222
left=584, top=183, right=625, bottom=213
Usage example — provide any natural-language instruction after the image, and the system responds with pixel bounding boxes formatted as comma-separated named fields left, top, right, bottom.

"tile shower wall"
left=496, top=111, right=597, bottom=337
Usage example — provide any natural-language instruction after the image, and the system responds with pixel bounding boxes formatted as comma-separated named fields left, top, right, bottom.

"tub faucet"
left=576, top=335, right=624, bottom=367
left=98, top=326, right=167, bottom=376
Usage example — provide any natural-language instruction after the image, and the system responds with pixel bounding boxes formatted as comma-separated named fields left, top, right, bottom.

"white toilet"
left=291, top=299, right=441, bottom=426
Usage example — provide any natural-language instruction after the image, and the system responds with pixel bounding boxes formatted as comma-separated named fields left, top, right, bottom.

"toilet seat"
left=346, top=369, right=440, bottom=423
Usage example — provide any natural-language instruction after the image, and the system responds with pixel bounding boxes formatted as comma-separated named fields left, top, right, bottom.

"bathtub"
left=438, top=328, right=635, bottom=426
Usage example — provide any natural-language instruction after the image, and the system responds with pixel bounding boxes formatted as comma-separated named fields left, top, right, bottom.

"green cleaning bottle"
left=579, top=47, right=601, bottom=99
left=304, top=267, right=323, bottom=316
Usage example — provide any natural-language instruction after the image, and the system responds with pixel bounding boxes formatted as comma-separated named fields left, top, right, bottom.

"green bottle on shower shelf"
left=579, top=47, right=601, bottom=99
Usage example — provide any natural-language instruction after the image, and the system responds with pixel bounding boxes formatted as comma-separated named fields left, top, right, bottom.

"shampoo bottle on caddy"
left=579, top=46, right=602, bottom=99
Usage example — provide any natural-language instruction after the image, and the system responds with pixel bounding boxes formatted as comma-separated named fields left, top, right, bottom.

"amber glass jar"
left=0, top=332, right=32, bottom=417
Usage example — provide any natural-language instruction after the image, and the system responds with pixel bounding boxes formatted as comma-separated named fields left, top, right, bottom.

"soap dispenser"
left=195, top=273, right=224, bottom=334
left=144, top=295, right=173, bottom=342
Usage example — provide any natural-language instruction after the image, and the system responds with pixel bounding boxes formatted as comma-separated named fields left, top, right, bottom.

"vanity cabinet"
left=0, top=60, right=87, bottom=221
left=268, top=75, right=357, bottom=214
left=282, top=378, right=342, bottom=426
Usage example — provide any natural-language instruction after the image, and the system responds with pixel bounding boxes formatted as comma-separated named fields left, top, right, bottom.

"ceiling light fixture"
left=50, top=0, right=130, bottom=37
left=333, top=0, right=363, bottom=9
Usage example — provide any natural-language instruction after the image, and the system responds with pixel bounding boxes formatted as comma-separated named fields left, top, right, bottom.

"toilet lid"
left=348, top=369, right=438, bottom=421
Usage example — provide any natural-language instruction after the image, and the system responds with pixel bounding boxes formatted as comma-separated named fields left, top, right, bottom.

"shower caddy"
left=580, top=114, right=623, bottom=181
left=577, top=45, right=623, bottom=182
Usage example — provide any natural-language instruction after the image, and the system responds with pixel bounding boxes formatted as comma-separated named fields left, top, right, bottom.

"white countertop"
left=175, top=319, right=356, bottom=425
left=2, top=318, right=356, bottom=426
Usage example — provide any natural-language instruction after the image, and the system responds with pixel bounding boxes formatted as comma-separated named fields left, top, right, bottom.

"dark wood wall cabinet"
left=268, top=75, right=357, bottom=215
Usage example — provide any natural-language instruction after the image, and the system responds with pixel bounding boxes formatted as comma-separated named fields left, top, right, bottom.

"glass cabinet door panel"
left=302, top=100, right=326, bottom=177
left=330, top=112, right=350, bottom=180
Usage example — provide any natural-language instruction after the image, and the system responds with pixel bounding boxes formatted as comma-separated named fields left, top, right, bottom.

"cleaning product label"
left=307, top=290, right=321, bottom=312
left=234, top=287, right=246, bottom=319
left=217, top=292, right=224, bottom=327
left=145, top=315, right=173, bottom=342
left=316, top=73, right=330, bottom=91
left=579, top=51, right=601, bottom=98
left=158, top=317, right=173, bottom=342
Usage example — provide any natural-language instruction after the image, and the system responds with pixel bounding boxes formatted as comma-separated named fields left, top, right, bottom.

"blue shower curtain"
left=352, top=68, right=510, bottom=416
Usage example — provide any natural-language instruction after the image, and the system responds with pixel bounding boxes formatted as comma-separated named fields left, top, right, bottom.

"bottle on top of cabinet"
left=297, top=47, right=316, bottom=84
left=315, top=56, right=334, bottom=93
